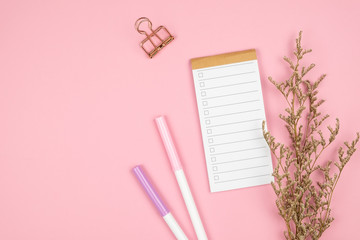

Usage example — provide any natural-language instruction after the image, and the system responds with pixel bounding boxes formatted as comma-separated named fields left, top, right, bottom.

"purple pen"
left=133, top=165, right=188, bottom=240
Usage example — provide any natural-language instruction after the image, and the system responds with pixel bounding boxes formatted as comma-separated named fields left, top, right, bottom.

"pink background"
left=1, top=0, right=359, bottom=239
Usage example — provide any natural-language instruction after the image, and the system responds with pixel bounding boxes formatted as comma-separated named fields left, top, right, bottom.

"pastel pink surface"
left=0, top=1, right=359, bottom=239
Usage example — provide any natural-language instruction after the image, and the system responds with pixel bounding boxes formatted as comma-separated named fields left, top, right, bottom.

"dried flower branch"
left=262, top=31, right=359, bottom=240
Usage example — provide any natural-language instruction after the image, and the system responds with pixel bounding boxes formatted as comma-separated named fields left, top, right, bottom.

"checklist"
left=191, top=49, right=274, bottom=192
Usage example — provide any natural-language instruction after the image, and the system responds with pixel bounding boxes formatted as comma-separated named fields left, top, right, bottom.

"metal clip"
left=135, top=17, right=174, bottom=58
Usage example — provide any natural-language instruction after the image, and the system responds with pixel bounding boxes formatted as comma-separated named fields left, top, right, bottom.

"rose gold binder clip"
left=134, top=17, right=174, bottom=58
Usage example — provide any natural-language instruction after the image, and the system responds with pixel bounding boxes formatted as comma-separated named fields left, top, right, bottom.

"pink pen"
left=155, top=116, right=208, bottom=240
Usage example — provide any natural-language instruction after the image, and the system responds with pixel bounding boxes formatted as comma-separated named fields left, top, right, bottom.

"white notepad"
left=191, top=49, right=274, bottom=192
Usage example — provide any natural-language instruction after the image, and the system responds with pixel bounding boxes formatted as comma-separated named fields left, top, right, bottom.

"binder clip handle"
left=135, top=17, right=153, bottom=35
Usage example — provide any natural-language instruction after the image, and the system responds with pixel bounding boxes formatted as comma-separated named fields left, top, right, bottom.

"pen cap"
left=155, top=116, right=183, bottom=171
left=133, top=165, right=169, bottom=217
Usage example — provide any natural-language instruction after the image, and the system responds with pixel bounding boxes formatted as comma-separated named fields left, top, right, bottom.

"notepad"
left=191, top=49, right=274, bottom=192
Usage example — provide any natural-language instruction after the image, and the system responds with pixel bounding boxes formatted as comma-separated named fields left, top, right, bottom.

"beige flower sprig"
left=262, top=31, right=359, bottom=240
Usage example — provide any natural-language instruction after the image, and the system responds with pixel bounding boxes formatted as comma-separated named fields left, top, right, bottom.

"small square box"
left=210, top=148, right=215, bottom=153
left=211, top=157, right=216, bottom=162
left=214, top=175, right=219, bottom=180
left=213, top=166, right=218, bottom=171
left=207, top=129, right=212, bottom=134
left=200, top=82, right=205, bottom=87
left=205, top=120, right=211, bottom=125
left=198, top=72, right=204, bottom=78
left=208, top=138, right=214, bottom=143
left=204, top=110, right=209, bottom=115
left=202, top=101, right=208, bottom=106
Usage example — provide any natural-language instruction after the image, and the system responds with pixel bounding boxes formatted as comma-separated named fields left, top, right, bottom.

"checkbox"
left=202, top=101, right=208, bottom=106
left=207, top=129, right=212, bottom=134
left=214, top=175, right=219, bottom=180
left=200, top=82, right=205, bottom=87
left=208, top=138, right=213, bottom=143
left=211, top=157, right=216, bottom=162
left=205, top=120, right=211, bottom=125
left=201, top=91, right=206, bottom=97
left=204, top=110, right=209, bottom=115
left=198, top=72, right=203, bottom=78
left=213, top=166, right=218, bottom=171
left=210, top=148, right=215, bottom=153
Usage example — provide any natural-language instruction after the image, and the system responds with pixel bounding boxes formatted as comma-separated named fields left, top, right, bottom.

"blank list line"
left=208, top=128, right=262, bottom=137
left=211, top=146, right=266, bottom=156
left=202, top=90, right=258, bottom=100
left=209, top=137, right=264, bottom=147
left=206, top=118, right=263, bottom=128
left=205, top=109, right=261, bottom=119
left=212, top=155, right=268, bottom=165
left=203, top=99, right=259, bottom=110
left=200, top=71, right=256, bottom=81
left=202, top=81, right=256, bottom=90
left=216, top=164, right=269, bottom=174
left=214, top=174, right=270, bottom=184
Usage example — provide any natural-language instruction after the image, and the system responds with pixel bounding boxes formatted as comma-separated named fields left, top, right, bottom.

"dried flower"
left=263, top=31, right=359, bottom=240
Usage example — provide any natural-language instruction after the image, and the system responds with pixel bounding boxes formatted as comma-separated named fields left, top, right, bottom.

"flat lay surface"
left=0, top=0, right=359, bottom=239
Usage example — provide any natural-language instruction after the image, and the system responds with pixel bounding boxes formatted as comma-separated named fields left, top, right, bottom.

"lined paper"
left=191, top=50, right=273, bottom=192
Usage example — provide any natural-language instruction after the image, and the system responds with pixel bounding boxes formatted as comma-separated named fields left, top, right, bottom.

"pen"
left=155, top=116, right=208, bottom=240
left=133, top=165, right=188, bottom=240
